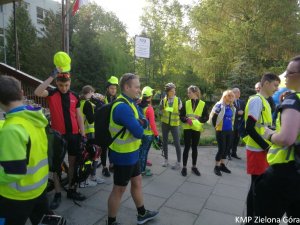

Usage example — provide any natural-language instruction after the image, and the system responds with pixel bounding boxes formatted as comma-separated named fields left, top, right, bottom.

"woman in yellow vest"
left=255, top=56, right=300, bottom=222
left=138, top=86, right=160, bottom=176
left=180, top=85, right=209, bottom=177
left=102, top=76, right=119, bottom=177
left=79, top=85, right=105, bottom=187
left=160, top=82, right=182, bottom=169
left=0, top=76, right=50, bottom=225
left=210, top=90, right=236, bottom=176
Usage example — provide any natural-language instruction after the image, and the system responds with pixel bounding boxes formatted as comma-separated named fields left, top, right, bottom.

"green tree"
left=190, top=0, right=300, bottom=96
left=6, top=4, right=37, bottom=74
left=70, top=4, right=132, bottom=92
left=32, top=11, right=62, bottom=80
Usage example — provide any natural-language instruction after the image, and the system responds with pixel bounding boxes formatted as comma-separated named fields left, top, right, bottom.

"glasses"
left=285, top=70, right=300, bottom=77
left=57, top=73, right=71, bottom=79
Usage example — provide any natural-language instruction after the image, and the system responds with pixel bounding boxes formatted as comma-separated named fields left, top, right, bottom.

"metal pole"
left=65, top=0, right=69, bottom=54
left=2, top=5, right=6, bottom=63
left=61, top=0, right=65, bottom=51
left=13, top=1, right=19, bottom=69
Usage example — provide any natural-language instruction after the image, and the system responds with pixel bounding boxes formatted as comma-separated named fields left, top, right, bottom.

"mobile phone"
left=39, top=215, right=66, bottom=225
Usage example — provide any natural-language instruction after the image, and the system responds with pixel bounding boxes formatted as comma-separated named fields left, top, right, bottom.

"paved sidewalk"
left=49, top=145, right=250, bottom=225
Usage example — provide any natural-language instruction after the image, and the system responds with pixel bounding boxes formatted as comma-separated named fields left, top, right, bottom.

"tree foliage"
left=6, top=5, right=37, bottom=74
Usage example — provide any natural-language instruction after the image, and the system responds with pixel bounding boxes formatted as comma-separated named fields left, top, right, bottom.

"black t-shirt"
left=279, top=92, right=300, bottom=113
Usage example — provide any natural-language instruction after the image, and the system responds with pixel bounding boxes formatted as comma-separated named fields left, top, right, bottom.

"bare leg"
left=130, top=175, right=144, bottom=208
left=108, top=185, right=127, bottom=217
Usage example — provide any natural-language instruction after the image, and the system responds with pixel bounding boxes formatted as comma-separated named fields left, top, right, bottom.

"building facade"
left=0, top=0, right=61, bottom=62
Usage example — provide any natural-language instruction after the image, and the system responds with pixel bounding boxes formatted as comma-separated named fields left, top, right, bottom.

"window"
left=0, top=5, right=3, bottom=13
left=0, top=28, right=4, bottom=36
left=37, top=7, right=44, bottom=24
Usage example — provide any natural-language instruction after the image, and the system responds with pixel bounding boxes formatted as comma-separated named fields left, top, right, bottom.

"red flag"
left=72, top=0, right=89, bottom=16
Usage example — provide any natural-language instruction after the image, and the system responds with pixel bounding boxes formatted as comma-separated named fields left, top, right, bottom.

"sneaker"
left=91, top=176, right=105, bottom=184
left=162, top=159, right=168, bottom=167
left=50, top=194, right=61, bottom=210
left=227, top=155, right=232, bottom=160
left=171, top=162, right=180, bottom=170
left=137, top=210, right=159, bottom=224
left=214, top=166, right=222, bottom=176
left=191, top=167, right=201, bottom=176
left=220, top=163, right=231, bottom=173
left=146, top=160, right=152, bottom=166
left=102, top=167, right=111, bottom=177
left=231, top=154, right=241, bottom=160
left=181, top=167, right=187, bottom=177
left=67, top=189, right=86, bottom=201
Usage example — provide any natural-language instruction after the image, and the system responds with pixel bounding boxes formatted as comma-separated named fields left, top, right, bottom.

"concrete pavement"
left=48, top=145, right=251, bottom=225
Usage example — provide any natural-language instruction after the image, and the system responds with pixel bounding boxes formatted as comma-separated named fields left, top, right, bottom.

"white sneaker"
left=79, top=182, right=86, bottom=188
left=171, top=162, right=181, bottom=170
left=85, top=179, right=97, bottom=187
left=162, top=159, right=169, bottom=167
left=90, top=176, right=105, bottom=184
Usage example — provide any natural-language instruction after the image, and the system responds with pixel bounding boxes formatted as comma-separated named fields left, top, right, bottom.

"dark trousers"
left=101, top=147, right=108, bottom=167
left=215, top=131, right=232, bottom=161
left=183, top=129, right=200, bottom=167
left=230, top=129, right=240, bottom=156
left=254, top=162, right=300, bottom=225
left=0, top=191, right=49, bottom=225
left=246, top=175, right=259, bottom=225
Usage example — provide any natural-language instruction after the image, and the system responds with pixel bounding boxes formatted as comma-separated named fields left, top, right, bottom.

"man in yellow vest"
left=107, top=73, right=158, bottom=225
left=255, top=56, right=300, bottom=223
left=244, top=73, right=280, bottom=223
left=0, top=76, right=49, bottom=225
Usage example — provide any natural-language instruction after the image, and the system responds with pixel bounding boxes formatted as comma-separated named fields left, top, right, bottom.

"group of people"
left=0, top=52, right=299, bottom=225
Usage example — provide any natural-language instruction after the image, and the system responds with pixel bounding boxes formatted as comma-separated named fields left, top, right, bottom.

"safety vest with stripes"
left=182, top=99, right=205, bottom=131
left=267, top=93, right=300, bottom=165
left=0, top=116, right=48, bottom=200
left=161, top=96, right=180, bottom=126
left=143, top=106, right=153, bottom=135
left=80, top=100, right=95, bottom=134
left=244, top=94, right=272, bottom=152
left=109, top=95, right=142, bottom=153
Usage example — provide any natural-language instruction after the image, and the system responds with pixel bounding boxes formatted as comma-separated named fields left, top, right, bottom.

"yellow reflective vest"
left=267, top=93, right=300, bottom=165
left=244, top=94, right=272, bottom=152
left=161, top=96, right=180, bottom=126
left=109, top=95, right=142, bottom=153
left=80, top=100, right=95, bottom=134
left=143, top=106, right=153, bottom=136
left=0, top=116, right=48, bottom=200
left=182, top=99, right=205, bottom=132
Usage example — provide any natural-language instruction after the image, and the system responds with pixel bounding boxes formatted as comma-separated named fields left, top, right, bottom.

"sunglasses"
left=57, top=73, right=71, bottom=79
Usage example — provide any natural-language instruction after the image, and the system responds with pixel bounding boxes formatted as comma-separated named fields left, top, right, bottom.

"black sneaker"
left=214, top=166, right=222, bottom=176
left=102, top=167, right=111, bottom=177
left=191, top=167, right=201, bottom=176
left=50, top=194, right=61, bottom=210
left=231, top=154, right=241, bottom=160
left=227, top=155, right=232, bottom=160
left=220, top=163, right=231, bottom=173
left=137, top=210, right=159, bottom=224
left=181, top=168, right=187, bottom=177
left=67, top=189, right=86, bottom=201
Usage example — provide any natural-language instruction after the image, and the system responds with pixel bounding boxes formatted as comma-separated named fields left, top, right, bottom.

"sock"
left=54, top=192, right=61, bottom=198
left=137, top=205, right=146, bottom=215
left=107, top=217, right=116, bottom=225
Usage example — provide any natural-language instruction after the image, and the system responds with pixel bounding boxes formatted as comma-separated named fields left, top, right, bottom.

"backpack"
left=94, top=98, right=128, bottom=149
left=74, top=141, right=101, bottom=183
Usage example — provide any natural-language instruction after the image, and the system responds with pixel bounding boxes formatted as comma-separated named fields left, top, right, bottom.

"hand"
left=50, top=68, right=59, bottom=78
left=155, top=136, right=160, bottom=142
left=263, top=127, right=276, bottom=141
left=81, top=135, right=87, bottom=144
left=139, top=118, right=148, bottom=129
left=238, top=110, right=244, bottom=115
left=186, top=118, right=193, bottom=126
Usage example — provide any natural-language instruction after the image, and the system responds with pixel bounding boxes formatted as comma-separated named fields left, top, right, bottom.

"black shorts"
left=63, top=133, right=81, bottom=156
left=113, top=162, right=141, bottom=186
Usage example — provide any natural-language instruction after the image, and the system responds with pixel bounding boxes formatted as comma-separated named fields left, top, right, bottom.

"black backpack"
left=74, top=141, right=100, bottom=183
left=94, top=98, right=128, bottom=149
